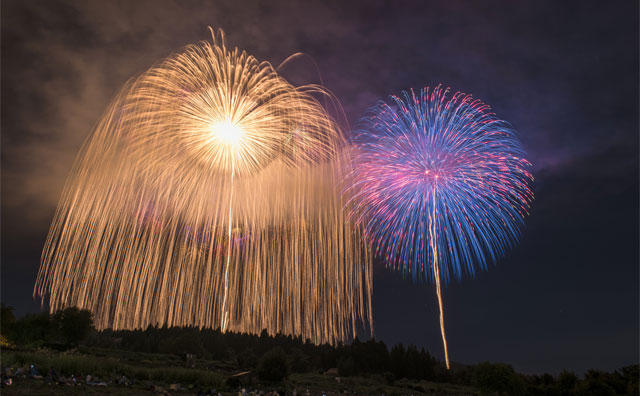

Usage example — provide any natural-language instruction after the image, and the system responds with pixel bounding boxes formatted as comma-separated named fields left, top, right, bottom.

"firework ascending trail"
left=348, top=86, right=533, bottom=368
left=35, top=28, right=372, bottom=345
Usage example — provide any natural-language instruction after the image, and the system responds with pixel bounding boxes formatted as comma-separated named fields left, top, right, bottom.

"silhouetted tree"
left=557, top=370, right=578, bottom=395
left=619, top=365, right=639, bottom=396
left=472, top=362, right=526, bottom=396
left=1, top=304, right=15, bottom=334
left=8, top=311, right=51, bottom=345
left=337, top=356, right=356, bottom=376
left=390, top=344, right=406, bottom=379
left=288, top=347, right=310, bottom=373
left=237, top=348, right=259, bottom=369
left=257, top=347, right=289, bottom=382
left=577, top=369, right=628, bottom=396
left=405, top=344, right=422, bottom=379
left=51, top=307, right=93, bottom=346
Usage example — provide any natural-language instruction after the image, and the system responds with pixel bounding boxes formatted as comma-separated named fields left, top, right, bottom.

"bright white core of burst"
left=210, top=120, right=245, bottom=147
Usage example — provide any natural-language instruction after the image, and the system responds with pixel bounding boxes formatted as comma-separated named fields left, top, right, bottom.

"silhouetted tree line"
left=1, top=304, right=638, bottom=395
left=1, top=304, right=92, bottom=347
left=88, top=325, right=443, bottom=379
left=83, top=320, right=640, bottom=395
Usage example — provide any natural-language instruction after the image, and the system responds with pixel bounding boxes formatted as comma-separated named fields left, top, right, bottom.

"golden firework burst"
left=35, top=28, right=372, bottom=344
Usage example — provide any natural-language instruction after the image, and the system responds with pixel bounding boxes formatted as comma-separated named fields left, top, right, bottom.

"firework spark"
left=348, top=86, right=533, bottom=368
left=35, top=29, right=372, bottom=345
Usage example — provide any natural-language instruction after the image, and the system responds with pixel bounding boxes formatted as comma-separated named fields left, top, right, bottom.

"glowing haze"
left=34, top=28, right=372, bottom=345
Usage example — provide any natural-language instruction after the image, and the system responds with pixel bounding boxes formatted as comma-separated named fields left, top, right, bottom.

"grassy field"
left=288, top=372, right=478, bottom=395
left=1, top=378, right=152, bottom=396
left=0, top=348, right=479, bottom=395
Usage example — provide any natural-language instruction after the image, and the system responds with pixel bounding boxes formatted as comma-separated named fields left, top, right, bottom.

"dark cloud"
left=2, top=0, right=637, bottom=374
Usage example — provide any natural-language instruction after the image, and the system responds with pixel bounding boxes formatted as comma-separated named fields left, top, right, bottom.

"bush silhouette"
left=51, top=307, right=93, bottom=346
left=337, top=356, right=356, bottom=376
left=472, top=362, right=526, bottom=396
left=257, top=347, right=289, bottom=382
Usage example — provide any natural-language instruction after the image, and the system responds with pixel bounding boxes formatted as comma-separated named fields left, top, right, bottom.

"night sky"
left=2, top=0, right=638, bottom=375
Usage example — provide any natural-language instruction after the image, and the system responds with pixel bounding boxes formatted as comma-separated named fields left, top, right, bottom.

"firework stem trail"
left=430, top=193, right=450, bottom=370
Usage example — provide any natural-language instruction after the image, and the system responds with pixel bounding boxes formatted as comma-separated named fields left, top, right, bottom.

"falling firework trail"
left=35, top=28, right=372, bottom=344
left=348, top=86, right=533, bottom=368
left=221, top=160, right=235, bottom=332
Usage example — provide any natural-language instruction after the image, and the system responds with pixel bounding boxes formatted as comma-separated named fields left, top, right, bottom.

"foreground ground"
left=1, top=376, right=478, bottom=396
left=1, top=348, right=478, bottom=396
